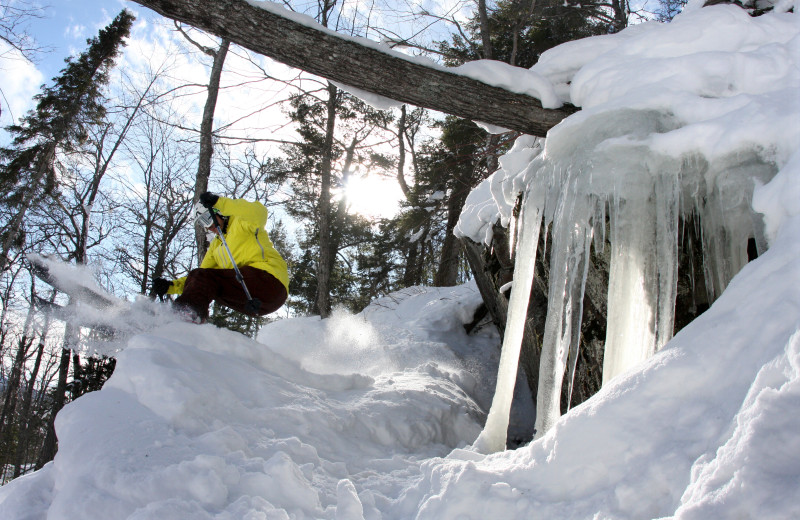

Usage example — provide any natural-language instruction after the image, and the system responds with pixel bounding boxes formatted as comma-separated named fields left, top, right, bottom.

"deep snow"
left=3, top=242, right=799, bottom=518
left=1, top=2, right=799, bottom=519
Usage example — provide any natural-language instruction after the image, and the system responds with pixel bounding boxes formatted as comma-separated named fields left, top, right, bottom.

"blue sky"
left=1, top=0, right=282, bottom=146
left=27, top=0, right=157, bottom=80
left=0, top=0, right=162, bottom=134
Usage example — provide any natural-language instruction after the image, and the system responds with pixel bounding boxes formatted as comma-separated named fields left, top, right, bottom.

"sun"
left=343, top=174, right=405, bottom=219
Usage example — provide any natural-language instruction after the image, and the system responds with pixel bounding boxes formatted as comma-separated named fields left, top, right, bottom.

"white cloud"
left=64, top=24, right=87, bottom=40
left=0, top=42, right=44, bottom=137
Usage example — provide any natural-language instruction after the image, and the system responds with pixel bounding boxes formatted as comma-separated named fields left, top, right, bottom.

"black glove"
left=199, top=192, right=219, bottom=210
left=152, top=277, right=173, bottom=298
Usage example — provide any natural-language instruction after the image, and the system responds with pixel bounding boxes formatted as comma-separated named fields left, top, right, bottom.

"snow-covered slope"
left=3, top=237, right=798, bottom=518
left=0, top=285, right=503, bottom=519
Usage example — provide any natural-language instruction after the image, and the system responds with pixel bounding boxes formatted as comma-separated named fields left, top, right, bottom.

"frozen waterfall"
left=461, top=5, right=795, bottom=451
left=471, top=107, right=779, bottom=450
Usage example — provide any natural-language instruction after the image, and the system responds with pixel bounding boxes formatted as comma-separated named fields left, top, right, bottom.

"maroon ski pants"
left=174, top=266, right=287, bottom=320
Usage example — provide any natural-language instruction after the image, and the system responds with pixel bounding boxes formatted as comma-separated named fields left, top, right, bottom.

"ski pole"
left=211, top=212, right=262, bottom=315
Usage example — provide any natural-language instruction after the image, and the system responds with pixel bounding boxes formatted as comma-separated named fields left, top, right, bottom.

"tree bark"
left=36, top=342, right=71, bottom=469
left=0, top=335, right=32, bottom=446
left=435, top=174, right=471, bottom=286
left=14, top=315, right=49, bottom=478
left=192, top=38, right=230, bottom=261
left=478, top=0, right=494, bottom=60
left=314, top=83, right=339, bottom=318
left=396, top=106, right=410, bottom=199
left=131, top=0, right=577, bottom=137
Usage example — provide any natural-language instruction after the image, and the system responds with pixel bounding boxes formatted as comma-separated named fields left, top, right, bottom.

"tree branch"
left=131, top=0, right=577, bottom=137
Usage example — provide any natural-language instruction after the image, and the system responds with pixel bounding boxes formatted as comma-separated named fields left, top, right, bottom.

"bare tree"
left=215, top=145, right=287, bottom=204
left=33, top=73, right=157, bottom=268
left=115, top=104, right=196, bottom=293
left=12, top=309, right=49, bottom=478
left=0, top=0, right=47, bottom=60
left=173, top=24, right=232, bottom=260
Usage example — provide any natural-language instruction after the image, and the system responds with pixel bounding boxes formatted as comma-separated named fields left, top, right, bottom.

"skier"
left=151, top=192, right=289, bottom=323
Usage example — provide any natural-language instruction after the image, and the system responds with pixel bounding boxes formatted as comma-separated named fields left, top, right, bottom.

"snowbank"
left=410, top=216, right=800, bottom=519
left=0, top=285, right=501, bottom=519
left=457, top=5, right=800, bottom=246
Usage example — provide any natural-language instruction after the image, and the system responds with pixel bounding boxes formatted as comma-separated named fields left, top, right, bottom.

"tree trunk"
left=131, top=0, right=577, bottom=137
left=478, top=0, right=494, bottom=60
left=396, top=106, right=411, bottom=199
left=314, top=83, right=339, bottom=318
left=193, top=38, right=231, bottom=261
left=36, top=342, right=70, bottom=469
left=13, top=317, right=48, bottom=478
left=405, top=225, right=430, bottom=287
left=434, top=162, right=476, bottom=287
left=434, top=199, right=463, bottom=286
left=0, top=286, right=38, bottom=451
left=0, top=335, right=32, bottom=449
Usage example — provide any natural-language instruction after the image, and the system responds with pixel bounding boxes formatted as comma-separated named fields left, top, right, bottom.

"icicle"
left=473, top=185, right=544, bottom=454
left=602, top=170, right=680, bottom=385
left=655, top=173, right=680, bottom=351
left=592, top=198, right=608, bottom=256
left=534, top=170, right=594, bottom=439
left=603, top=189, right=651, bottom=386
left=566, top=197, right=605, bottom=410
left=564, top=233, right=594, bottom=410
left=699, top=156, right=775, bottom=302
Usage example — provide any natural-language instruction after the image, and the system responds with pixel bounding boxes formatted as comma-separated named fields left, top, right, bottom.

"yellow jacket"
left=169, top=197, right=289, bottom=294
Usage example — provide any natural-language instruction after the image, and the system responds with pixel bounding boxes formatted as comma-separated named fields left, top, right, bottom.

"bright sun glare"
left=343, top=175, right=404, bottom=219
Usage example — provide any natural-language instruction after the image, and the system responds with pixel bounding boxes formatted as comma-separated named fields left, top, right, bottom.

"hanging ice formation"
left=473, top=108, right=778, bottom=451
left=473, top=184, right=544, bottom=454
left=461, top=4, right=796, bottom=453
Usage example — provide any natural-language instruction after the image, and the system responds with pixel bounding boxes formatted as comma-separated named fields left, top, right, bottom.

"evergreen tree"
left=66, top=356, right=117, bottom=399
left=349, top=217, right=406, bottom=307
left=288, top=249, right=318, bottom=315
left=428, top=117, right=495, bottom=286
left=281, top=90, right=394, bottom=314
left=440, top=0, right=611, bottom=68
left=0, top=10, right=135, bottom=468
left=208, top=303, right=267, bottom=338
left=0, top=9, right=135, bottom=270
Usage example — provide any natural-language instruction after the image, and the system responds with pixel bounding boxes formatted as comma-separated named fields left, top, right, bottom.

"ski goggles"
left=193, top=202, right=219, bottom=228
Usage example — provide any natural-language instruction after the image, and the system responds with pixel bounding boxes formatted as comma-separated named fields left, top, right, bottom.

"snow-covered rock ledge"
left=412, top=212, right=800, bottom=519
left=457, top=1, right=799, bottom=446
